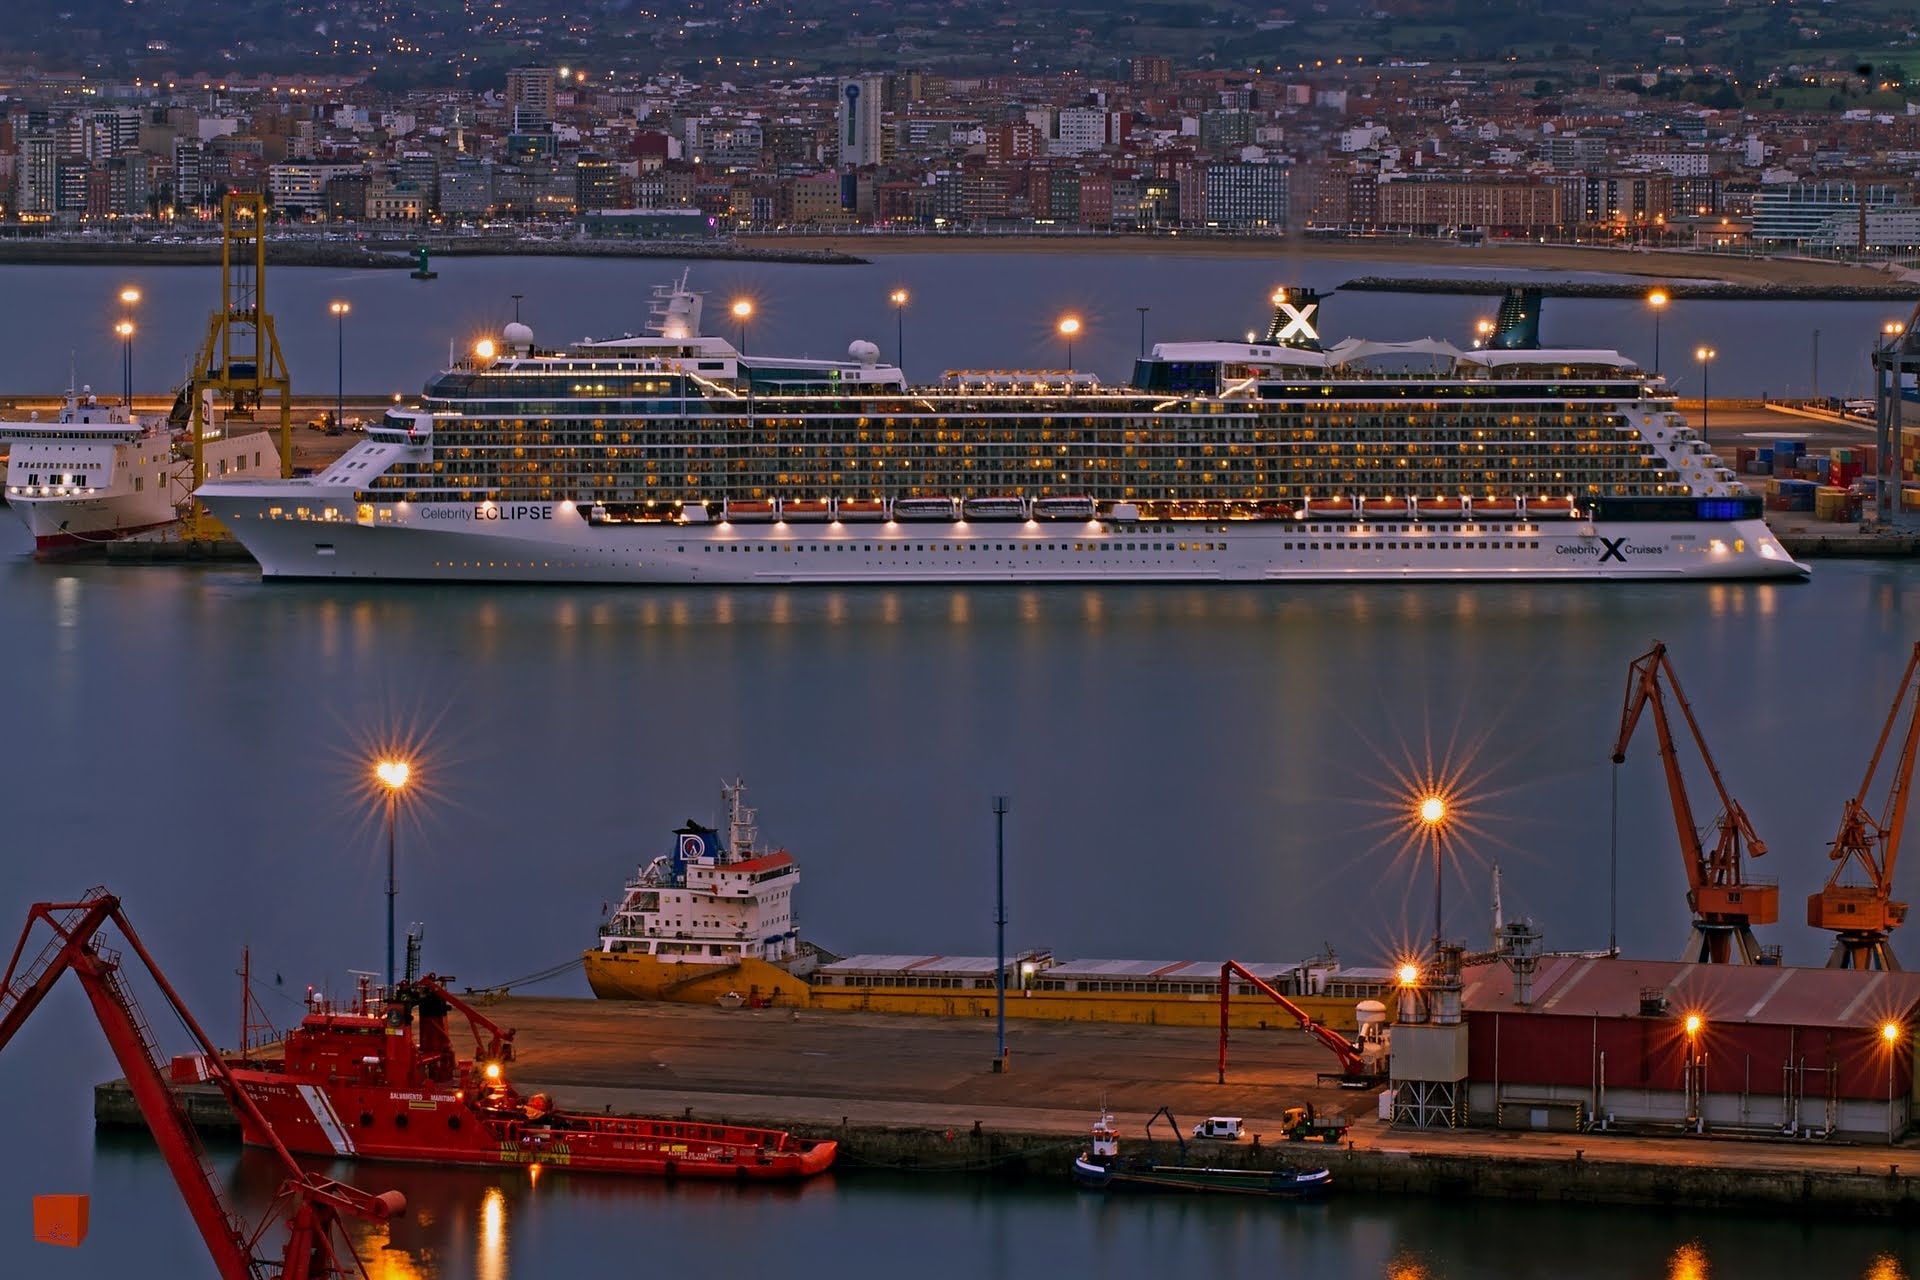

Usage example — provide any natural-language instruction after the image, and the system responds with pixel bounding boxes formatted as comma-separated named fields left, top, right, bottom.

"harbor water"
left=4, top=251, right=1920, bottom=1277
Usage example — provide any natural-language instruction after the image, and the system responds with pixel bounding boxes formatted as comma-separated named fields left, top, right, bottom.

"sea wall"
left=93, top=1080, right=1920, bottom=1219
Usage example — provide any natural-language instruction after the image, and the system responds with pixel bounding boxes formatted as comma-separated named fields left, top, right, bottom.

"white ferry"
left=197, top=278, right=1806, bottom=582
left=4, top=386, right=279, bottom=554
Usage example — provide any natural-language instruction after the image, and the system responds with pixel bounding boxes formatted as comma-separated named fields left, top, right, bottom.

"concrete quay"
left=95, top=998, right=1920, bottom=1219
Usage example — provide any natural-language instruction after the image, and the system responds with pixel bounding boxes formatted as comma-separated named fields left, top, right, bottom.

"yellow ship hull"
left=582, top=951, right=815, bottom=1007
left=584, top=951, right=1378, bottom=1032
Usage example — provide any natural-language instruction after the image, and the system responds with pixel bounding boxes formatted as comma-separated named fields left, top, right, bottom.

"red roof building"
left=1452, top=957, right=1920, bottom=1142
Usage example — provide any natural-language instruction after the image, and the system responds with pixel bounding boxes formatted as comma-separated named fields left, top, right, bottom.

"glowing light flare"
left=1683, top=1013, right=1703, bottom=1037
left=330, top=300, right=351, bottom=317
left=1647, top=289, right=1669, bottom=309
left=474, top=338, right=497, bottom=360
left=114, top=320, right=134, bottom=338
left=1418, top=795, right=1447, bottom=826
left=731, top=299, right=754, bottom=320
left=375, top=759, right=411, bottom=791
left=1397, top=962, right=1421, bottom=986
left=1884, top=1020, right=1902, bottom=1044
left=484, top=1061, right=502, bottom=1080
left=890, top=289, right=909, bottom=307
left=1057, top=316, right=1081, bottom=338
left=119, top=287, right=141, bottom=305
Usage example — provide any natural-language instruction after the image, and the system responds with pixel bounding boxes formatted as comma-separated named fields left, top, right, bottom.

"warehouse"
left=1457, top=957, right=1920, bottom=1143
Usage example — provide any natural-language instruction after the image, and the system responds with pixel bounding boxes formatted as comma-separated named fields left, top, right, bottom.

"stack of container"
left=1771, top=440, right=1806, bottom=476
left=1765, top=478, right=1818, bottom=512
left=1814, top=486, right=1855, bottom=521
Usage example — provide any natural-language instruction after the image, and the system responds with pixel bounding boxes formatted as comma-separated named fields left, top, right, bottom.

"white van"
left=1192, top=1116, right=1245, bottom=1140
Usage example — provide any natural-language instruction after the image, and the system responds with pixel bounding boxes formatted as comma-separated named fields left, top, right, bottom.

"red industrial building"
left=1451, top=957, right=1920, bottom=1142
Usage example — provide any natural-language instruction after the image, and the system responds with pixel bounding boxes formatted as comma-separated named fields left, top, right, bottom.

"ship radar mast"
left=723, top=778, right=758, bottom=859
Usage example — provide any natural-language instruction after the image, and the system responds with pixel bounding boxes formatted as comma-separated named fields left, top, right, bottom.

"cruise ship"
left=197, top=277, right=1806, bottom=582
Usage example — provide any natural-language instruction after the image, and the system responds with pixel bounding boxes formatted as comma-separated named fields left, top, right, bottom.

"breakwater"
left=0, top=238, right=867, bottom=269
left=1339, top=275, right=1920, bottom=302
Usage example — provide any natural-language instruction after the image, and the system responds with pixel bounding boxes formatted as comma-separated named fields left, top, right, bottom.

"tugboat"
left=225, top=969, right=837, bottom=1180
left=1072, top=1108, right=1332, bottom=1198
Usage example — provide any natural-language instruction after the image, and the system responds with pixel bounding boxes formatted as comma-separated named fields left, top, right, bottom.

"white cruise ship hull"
left=196, top=490, right=1808, bottom=582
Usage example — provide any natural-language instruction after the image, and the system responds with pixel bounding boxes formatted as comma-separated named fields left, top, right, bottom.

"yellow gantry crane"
left=1808, top=643, right=1920, bottom=971
left=182, top=193, right=292, bottom=540
left=1612, top=642, right=1779, bottom=964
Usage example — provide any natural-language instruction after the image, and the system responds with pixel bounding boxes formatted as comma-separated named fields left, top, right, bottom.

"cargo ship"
left=584, top=782, right=1396, bottom=1033
left=225, top=971, right=836, bottom=1180
left=196, top=275, right=1805, bottom=583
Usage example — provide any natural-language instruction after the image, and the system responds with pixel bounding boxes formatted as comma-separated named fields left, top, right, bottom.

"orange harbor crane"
left=1809, top=642, right=1920, bottom=971
left=0, top=888, right=404, bottom=1279
left=1216, top=960, right=1388, bottom=1088
left=1612, top=642, right=1779, bottom=964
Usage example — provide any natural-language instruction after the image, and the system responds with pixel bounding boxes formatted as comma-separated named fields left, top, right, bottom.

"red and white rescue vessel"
left=225, top=972, right=836, bottom=1180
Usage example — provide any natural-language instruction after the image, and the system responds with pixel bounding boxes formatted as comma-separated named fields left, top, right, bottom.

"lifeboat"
left=1255, top=502, right=1295, bottom=521
left=1529, top=497, right=1579, bottom=517
left=1033, top=496, right=1096, bottom=521
left=783, top=499, right=831, bottom=522
left=588, top=502, right=610, bottom=524
left=836, top=498, right=887, bottom=522
left=1306, top=498, right=1355, bottom=518
left=1360, top=498, right=1407, bottom=517
left=722, top=499, right=776, bottom=523
left=893, top=496, right=959, bottom=521
left=963, top=496, right=1029, bottom=521
left=1415, top=498, right=1466, bottom=517
left=1473, top=497, right=1520, bottom=519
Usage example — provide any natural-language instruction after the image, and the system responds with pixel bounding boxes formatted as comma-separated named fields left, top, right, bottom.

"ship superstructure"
left=197, top=278, right=1806, bottom=582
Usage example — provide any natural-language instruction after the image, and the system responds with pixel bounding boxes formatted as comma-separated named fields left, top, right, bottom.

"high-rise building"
left=16, top=135, right=57, bottom=212
left=507, top=66, right=557, bottom=133
left=838, top=74, right=887, bottom=168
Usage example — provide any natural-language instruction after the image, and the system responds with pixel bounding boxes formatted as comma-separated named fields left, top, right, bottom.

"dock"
left=96, top=998, right=1920, bottom=1218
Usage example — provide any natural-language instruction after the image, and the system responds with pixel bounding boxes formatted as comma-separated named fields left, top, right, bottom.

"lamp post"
left=1695, top=346, right=1716, bottom=435
left=890, top=289, right=908, bottom=371
left=376, top=759, right=411, bottom=988
left=993, top=795, right=1009, bottom=1073
left=1137, top=306, right=1150, bottom=357
left=114, top=320, right=135, bottom=409
left=1058, top=316, right=1081, bottom=372
left=118, top=287, right=140, bottom=407
left=731, top=299, right=753, bottom=354
left=1647, top=289, right=1667, bottom=373
left=1885, top=1021, right=1902, bottom=1142
left=1474, top=318, right=1494, bottom=349
left=1812, top=328, right=1820, bottom=401
left=330, top=301, right=350, bottom=433
left=1684, top=1014, right=1703, bottom=1131
left=1419, top=795, right=1447, bottom=947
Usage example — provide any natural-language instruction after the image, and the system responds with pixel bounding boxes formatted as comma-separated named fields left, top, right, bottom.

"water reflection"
left=478, top=1185, right=507, bottom=1280
left=1668, top=1240, right=1710, bottom=1280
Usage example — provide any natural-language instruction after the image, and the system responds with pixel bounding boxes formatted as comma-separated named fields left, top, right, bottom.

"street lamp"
left=1885, top=1020, right=1903, bottom=1142
left=114, top=320, right=135, bottom=409
left=731, top=299, right=753, bottom=354
left=1683, top=1013, right=1705, bottom=1131
left=375, top=758, right=411, bottom=988
left=1474, top=318, right=1494, bottom=349
left=1695, top=347, right=1716, bottom=435
left=118, top=287, right=140, bottom=407
left=1058, top=316, right=1081, bottom=371
left=1137, top=306, right=1150, bottom=357
left=889, top=289, right=908, bottom=371
left=1886, top=321, right=1907, bottom=352
left=1419, top=794, right=1447, bottom=946
left=330, top=301, right=350, bottom=434
left=993, top=795, right=1009, bottom=1073
left=1647, top=289, right=1668, bottom=372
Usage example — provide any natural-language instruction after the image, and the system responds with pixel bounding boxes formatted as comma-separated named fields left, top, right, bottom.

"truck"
left=1281, top=1104, right=1349, bottom=1143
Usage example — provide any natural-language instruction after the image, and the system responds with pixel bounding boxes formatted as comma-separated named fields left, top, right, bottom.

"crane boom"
left=0, top=889, right=403, bottom=1279
left=1611, top=643, right=1779, bottom=964
left=1809, top=642, right=1920, bottom=969
left=1215, top=960, right=1384, bottom=1084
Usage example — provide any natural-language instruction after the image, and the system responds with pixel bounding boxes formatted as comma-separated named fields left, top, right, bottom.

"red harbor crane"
left=0, top=889, right=404, bottom=1279
left=1215, top=961, right=1389, bottom=1088
left=1808, top=642, right=1920, bottom=971
left=1612, top=642, right=1779, bottom=964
